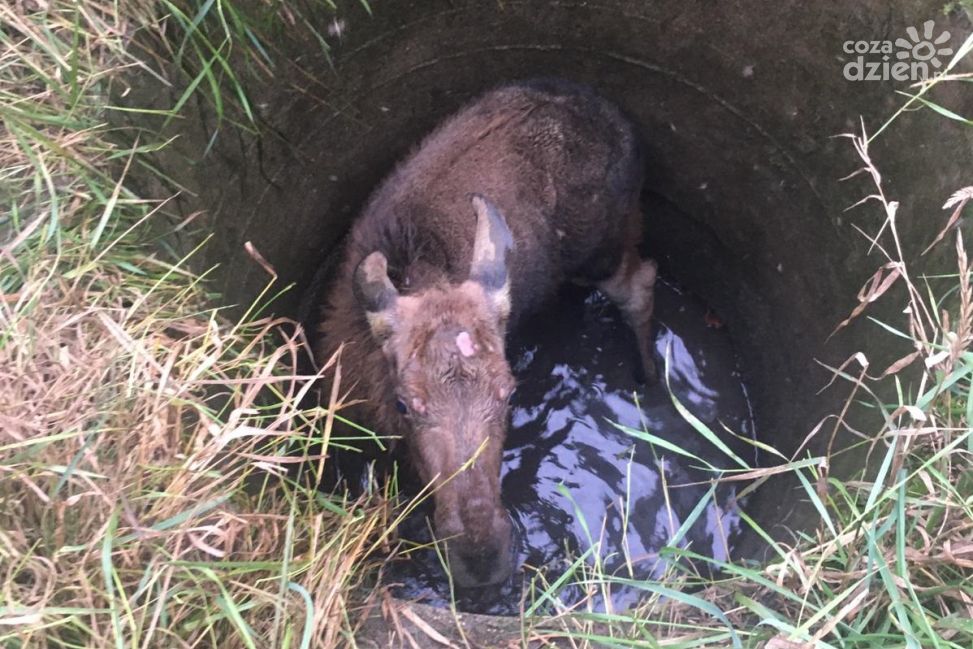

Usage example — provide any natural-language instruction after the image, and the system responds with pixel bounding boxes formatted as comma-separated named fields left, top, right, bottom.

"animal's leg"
left=598, top=246, right=658, bottom=383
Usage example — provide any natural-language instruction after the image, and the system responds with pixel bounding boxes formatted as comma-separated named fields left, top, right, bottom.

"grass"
left=1, top=2, right=394, bottom=647
left=1, top=1, right=972, bottom=647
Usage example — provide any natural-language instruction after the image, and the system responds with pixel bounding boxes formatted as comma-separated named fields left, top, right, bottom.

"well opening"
left=128, top=0, right=972, bottom=571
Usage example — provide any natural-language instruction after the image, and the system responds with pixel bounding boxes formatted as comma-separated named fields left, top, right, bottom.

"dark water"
left=384, top=282, right=757, bottom=614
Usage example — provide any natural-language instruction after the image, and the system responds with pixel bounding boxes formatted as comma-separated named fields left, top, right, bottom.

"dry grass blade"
left=922, top=186, right=973, bottom=256
left=830, top=262, right=902, bottom=337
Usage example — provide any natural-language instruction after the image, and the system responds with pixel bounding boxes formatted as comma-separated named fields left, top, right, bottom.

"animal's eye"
left=394, top=399, right=408, bottom=415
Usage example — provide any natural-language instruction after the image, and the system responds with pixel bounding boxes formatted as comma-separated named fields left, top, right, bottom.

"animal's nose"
left=445, top=513, right=517, bottom=588
left=434, top=491, right=516, bottom=587
left=461, top=548, right=503, bottom=583
left=450, top=540, right=514, bottom=588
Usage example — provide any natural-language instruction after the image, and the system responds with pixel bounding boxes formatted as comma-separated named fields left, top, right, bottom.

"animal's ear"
left=469, top=194, right=514, bottom=319
left=353, top=251, right=399, bottom=340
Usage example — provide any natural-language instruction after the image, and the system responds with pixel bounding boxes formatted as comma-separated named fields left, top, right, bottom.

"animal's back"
left=345, top=79, right=643, bottom=322
left=314, top=80, right=647, bottom=445
left=312, top=83, right=659, bottom=562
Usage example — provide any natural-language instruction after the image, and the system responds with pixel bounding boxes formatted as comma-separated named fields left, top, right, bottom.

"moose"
left=315, top=79, right=657, bottom=588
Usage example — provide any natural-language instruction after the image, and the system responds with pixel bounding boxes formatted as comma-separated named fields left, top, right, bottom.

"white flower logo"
left=896, top=20, right=953, bottom=68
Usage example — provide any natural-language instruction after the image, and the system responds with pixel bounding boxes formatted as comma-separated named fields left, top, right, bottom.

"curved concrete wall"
left=135, top=1, right=972, bottom=546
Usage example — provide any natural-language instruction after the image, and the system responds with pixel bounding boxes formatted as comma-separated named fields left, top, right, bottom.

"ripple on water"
left=385, top=281, right=757, bottom=615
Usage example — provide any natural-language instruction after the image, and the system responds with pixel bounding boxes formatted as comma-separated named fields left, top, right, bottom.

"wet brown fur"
left=315, top=78, right=655, bottom=585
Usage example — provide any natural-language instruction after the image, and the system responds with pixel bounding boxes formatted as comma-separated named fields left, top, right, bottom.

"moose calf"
left=315, top=79, right=657, bottom=588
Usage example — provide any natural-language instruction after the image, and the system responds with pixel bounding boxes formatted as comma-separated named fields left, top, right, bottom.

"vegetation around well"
left=1, top=2, right=971, bottom=647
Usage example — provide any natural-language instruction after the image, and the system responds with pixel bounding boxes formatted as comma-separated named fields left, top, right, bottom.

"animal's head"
left=353, top=195, right=517, bottom=587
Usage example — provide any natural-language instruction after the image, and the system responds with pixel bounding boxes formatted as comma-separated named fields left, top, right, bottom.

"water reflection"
left=386, top=282, right=757, bottom=614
